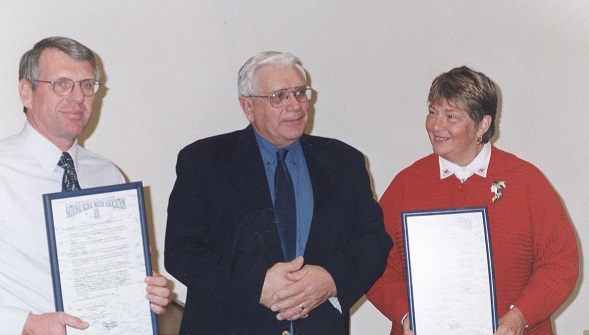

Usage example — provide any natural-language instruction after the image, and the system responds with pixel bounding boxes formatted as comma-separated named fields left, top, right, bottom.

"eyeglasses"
left=34, top=78, right=102, bottom=96
left=249, top=85, right=313, bottom=108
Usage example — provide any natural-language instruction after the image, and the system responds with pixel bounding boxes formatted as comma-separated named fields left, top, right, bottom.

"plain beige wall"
left=0, top=1, right=587, bottom=333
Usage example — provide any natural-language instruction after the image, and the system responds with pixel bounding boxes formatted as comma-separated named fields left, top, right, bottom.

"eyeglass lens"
left=269, top=86, right=312, bottom=107
left=50, top=78, right=100, bottom=96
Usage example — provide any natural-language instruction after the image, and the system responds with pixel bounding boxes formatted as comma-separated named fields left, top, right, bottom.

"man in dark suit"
left=164, top=51, right=392, bottom=335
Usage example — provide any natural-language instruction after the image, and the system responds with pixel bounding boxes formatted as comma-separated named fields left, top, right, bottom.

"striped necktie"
left=58, top=152, right=81, bottom=191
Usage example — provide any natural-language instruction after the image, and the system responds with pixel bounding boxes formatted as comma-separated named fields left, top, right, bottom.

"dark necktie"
left=58, top=152, right=81, bottom=192
left=275, top=149, right=296, bottom=261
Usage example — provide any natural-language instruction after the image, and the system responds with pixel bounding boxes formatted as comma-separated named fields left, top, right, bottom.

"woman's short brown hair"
left=428, top=66, right=497, bottom=143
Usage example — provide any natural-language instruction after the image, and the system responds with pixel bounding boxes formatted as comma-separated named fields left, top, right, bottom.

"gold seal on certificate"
left=402, top=207, right=498, bottom=335
left=43, top=182, right=158, bottom=334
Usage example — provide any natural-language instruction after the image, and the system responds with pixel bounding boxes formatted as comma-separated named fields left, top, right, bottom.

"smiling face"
left=426, top=99, right=491, bottom=166
left=240, top=65, right=309, bottom=148
left=19, top=48, right=95, bottom=151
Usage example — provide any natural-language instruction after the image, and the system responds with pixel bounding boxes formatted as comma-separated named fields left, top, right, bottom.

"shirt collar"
left=439, top=142, right=491, bottom=182
left=254, top=130, right=301, bottom=164
left=20, top=121, right=79, bottom=175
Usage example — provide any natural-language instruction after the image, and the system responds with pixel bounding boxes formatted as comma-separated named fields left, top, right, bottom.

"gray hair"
left=19, top=36, right=100, bottom=90
left=237, top=51, right=307, bottom=98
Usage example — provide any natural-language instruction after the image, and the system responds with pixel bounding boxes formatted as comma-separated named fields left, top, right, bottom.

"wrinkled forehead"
left=253, top=65, right=305, bottom=91
left=38, top=48, right=95, bottom=78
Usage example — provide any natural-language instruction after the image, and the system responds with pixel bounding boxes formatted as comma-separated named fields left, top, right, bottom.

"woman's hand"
left=402, top=314, right=415, bottom=335
left=493, top=306, right=526, bottom=335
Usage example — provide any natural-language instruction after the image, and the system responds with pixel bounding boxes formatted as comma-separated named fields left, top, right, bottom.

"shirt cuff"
left=328, top=296, right=342, bottom=313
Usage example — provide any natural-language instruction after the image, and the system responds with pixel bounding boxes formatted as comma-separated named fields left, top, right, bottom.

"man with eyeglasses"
left=0, top=36, right=170, bottom=334
left=165, top=51, right=392, bottom=334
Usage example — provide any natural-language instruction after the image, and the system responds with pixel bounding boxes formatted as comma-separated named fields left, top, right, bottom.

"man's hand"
left=271, top=262, right=337, bottom=321
left=22, top=312, right=89, bottom=335
left=260, top=256, right=305, bottom=308
left=494, top=307, right=526, bottom=335
left=145, top=272, right=170, bottom=315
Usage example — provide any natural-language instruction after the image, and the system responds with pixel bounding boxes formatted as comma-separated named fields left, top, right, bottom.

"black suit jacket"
left=164, top=125, right=392, bottom=334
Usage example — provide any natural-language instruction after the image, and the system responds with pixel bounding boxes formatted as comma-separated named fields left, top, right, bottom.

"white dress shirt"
left=0, top=122, right=125, bottom=334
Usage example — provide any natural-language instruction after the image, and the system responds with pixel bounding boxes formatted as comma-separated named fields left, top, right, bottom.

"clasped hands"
left=260, top=256, right=337, bottom=321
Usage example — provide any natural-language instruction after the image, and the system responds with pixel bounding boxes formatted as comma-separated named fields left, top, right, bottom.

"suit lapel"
left=229, top=125, right=284, bottom=262
left=229, top=126, right=271, bottom=208
left=299, top=135, right=335, bottom=261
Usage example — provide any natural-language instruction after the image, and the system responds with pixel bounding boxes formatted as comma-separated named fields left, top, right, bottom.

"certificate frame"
left=402, top=207, right=497, bottom=335
left=43, top=181, right=159, bottom=335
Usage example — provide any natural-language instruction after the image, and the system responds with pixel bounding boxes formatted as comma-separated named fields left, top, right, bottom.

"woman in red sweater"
left=367, top=66, right=578, bottom=335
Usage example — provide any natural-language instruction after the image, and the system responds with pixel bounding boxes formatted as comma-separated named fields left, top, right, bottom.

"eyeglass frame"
left=247, top=85, right=313, bottom=108
left=34, top=78, right=102, bottom=97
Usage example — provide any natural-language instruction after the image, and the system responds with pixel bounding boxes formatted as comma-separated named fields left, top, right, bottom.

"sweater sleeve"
left=511, top=166, right=579, bottom=328
left=366, top=175, right=410, bottom=327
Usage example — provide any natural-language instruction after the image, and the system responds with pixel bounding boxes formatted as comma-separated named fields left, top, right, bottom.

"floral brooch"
left=490, top=181, right=506, bottom=203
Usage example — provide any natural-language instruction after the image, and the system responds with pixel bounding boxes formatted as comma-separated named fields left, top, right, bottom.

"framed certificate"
left=43, top=182, right=159, bottom=335
left=402, top=207, right=497, bottom=335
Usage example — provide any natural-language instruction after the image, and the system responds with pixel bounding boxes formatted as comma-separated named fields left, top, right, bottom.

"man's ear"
left=240, top=97, right=254, bottom=123
left=19, top=79, right=33, bottom=111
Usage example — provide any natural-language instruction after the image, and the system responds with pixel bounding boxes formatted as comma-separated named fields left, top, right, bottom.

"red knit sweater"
left=367, top=147, right=579, bottom=335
